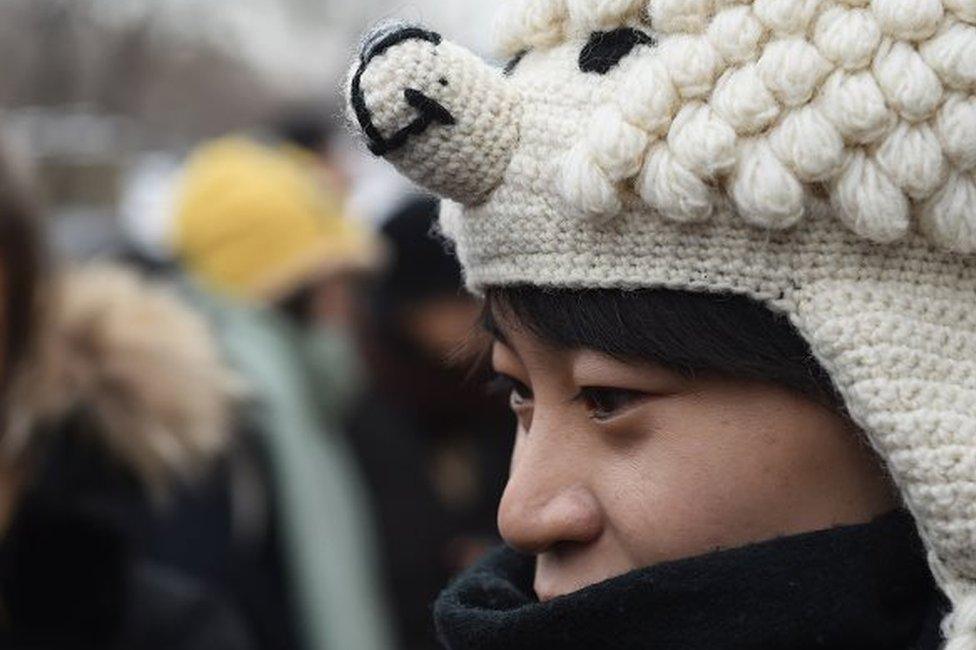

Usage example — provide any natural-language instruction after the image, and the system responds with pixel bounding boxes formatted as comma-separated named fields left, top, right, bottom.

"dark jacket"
left=0, top=467, right=254, bottom=650
left=346, top=392, right=512, bottom=649
left=0, top=266, right=260, bottom=650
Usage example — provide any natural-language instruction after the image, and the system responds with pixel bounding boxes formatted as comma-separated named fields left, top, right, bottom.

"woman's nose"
left=497, top=426, right=604, bottom=554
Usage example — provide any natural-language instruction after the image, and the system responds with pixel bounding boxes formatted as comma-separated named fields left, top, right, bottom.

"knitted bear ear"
left=347, top=24, right=522, bottom=207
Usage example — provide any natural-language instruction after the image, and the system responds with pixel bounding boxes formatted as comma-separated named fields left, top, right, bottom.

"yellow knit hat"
left=173, top=136, right=381, bottom=302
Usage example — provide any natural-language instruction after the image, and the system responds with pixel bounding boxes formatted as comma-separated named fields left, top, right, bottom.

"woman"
left=0, top=148, right=254, bottom=649
left=0, top=149, right=41, bottom=407
left=0, top=146, right=43, bottom=544
left=173, top=133, right=393, bottom=650
left=347, top=2, right=976, bottom=648
left=346, top=195, right=513, bottom=649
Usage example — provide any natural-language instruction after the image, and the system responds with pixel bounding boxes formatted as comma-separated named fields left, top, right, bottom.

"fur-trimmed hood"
left=2, top=264, right=238, bottom=494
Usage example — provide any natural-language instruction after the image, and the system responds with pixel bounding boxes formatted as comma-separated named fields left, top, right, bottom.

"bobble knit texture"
left=489, top=0, right=976, bottom=246
left=347, top=1, right=976, bottom=647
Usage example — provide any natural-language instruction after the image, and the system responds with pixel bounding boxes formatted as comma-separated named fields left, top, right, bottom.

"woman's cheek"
left=597, top=399, right=791, bottom=565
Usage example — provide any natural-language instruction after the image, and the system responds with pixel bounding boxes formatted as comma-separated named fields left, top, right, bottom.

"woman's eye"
left=488, top=372, right=533, bottom=406
left=578, top=387, right=644, bottom=420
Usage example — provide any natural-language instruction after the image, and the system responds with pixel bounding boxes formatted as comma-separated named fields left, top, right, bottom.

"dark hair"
left=377, top=195, right=462, bottom=307
left=359, top=195, right=468, bottom=379
left=484, top=286, right=843, bottom=410
left=278, top=283, right=318, bottom=326
left=0, top=153, right=44, bottom=391
left=271, top=106, right=336, bottom=153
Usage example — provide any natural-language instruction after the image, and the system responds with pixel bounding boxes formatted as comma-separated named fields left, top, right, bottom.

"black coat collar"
left=435, top=510, right=946, bottom=649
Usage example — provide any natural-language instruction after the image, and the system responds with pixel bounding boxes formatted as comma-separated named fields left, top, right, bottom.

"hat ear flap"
left=792, top=275, right=976, bottom=588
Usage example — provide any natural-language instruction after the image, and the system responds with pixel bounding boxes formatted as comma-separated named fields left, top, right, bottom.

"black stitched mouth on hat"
left=579, top=28, right=657, bottom=74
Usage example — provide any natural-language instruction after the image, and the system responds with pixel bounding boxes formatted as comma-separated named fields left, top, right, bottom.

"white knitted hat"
left=347, top=1, right=976, bottom=645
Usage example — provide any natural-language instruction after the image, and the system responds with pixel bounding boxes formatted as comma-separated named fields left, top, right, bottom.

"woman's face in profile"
left=490, top=320, right=898, bottom=602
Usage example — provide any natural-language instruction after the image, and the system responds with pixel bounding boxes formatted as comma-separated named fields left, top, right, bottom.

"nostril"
left=499, top=484, right=604, bottom=555
left=359, top=21, right=442, bottom=64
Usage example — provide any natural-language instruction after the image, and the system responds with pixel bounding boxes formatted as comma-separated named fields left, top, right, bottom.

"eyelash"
left=487, top=372, right=532, bottom=403
left=489, top=373, right=644, bottom=421
left=574, top=387, right=645, bottom=421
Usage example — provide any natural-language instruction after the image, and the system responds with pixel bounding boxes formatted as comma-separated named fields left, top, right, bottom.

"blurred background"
left=0, top=0, right=495, bottom=254
left=0, top=2, right=513, bottom=649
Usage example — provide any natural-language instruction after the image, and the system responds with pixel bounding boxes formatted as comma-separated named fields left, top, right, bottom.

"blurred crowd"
left=0, top=93, right=512, bottom=650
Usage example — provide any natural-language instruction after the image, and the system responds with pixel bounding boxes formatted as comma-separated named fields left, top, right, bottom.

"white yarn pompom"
left=813, top=6, right=882, bottom=70
left=830, top=150, right=910, bottom=242
left=920, top=21, right=976, bottom=91
left=818, top=70, right=894, bottom=144
left=651, top=0, right=714, bottom=34
left=758, top=38, right=833, bottom=107
left=936, top=93, right=976, bottom=172
left=753, top=0, right=822, bottom=35
left=875, top=121, right=947, bottom=199
left=586, top=104, right=651, bottom=181
left=636, top=141, right=716, bottom=222
left=707, top=5, right=767, bottom=64
left=918, top=171, right=976, bottom=253
left=617, top=54, right=679, bottom=135
left=557, top=142, right=622, bottom=217
left=493, top=0, right=568, bottom=57
left=668, top=103, right=738, bottom=179
left=566, top=0, right=644, bottom=33
left=873, top=40, right=944, bottom=122
left=730, top=138, right=806, bottom=228
left=870, top=0, right=944, bottom=41
left=658, top=34, right=724, bottom=98
left=944, top=0, right=976, bottom=24
left=769, top=106, right=845, bottom=181
left=711, top=64, right=782, bottom=135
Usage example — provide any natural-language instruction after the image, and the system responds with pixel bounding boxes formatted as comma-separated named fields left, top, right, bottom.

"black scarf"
left=434, top=510, right=946, bottom=649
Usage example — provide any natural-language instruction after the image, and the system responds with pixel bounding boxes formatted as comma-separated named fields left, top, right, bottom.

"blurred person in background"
left=172, top=117, right=392, bottom=650
left=347, top=195, right=513, bottom=650
left=0, top=148, right=254, bottom=649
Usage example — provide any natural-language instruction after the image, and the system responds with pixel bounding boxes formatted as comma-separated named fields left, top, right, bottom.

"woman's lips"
left=533, top=554, right=609, bottom=602
left=533, top=542, right=636, bottom=602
